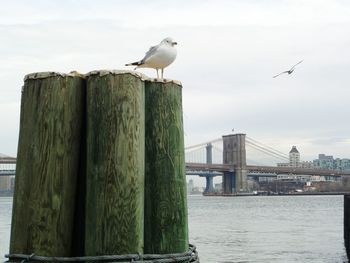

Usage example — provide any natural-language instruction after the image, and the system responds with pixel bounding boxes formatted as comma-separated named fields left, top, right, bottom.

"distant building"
left=277, top=174, right=311, bottom=182
left=0, top=154, right=16, bottom=194
left=0, top=176, right=12, bottom=191
left=313, top=154, right=350, bottom=171
left=187, top=179, right=194, bottom=193
left=313, top=154, right=334, bottom=169
left=340, top=159, right=350, bottom=171
left=300, top=161, right=313, bottom=168
left=289, top=146, right=300, bottom=167
left=277, top=146, right=314, bottom=169
left=277, top=162, right=289, bottom=167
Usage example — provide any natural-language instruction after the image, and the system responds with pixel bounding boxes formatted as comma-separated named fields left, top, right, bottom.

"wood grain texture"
left=144, top=81, right=189, bottom=254
left=10, top=74, right=85, bottom=256
left=85, top=72, right=145, bottom=255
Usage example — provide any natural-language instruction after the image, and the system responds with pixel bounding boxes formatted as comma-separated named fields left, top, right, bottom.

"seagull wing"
left=272, top=71, right=289, bottom=78
left=290, top=60, right=303, bottom=70
left=141, top=44, right=160, bottom=63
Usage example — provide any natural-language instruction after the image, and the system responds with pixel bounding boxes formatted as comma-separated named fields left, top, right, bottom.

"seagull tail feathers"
left=125, top=61, right=143, bottom=67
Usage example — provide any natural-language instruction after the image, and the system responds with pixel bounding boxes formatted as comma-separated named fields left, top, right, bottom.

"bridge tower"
left=222, top=134, right=248, bottom=194
left=204, top=143, right=214, bottom=193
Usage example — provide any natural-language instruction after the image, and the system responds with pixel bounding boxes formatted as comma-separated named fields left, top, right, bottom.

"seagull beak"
left=172, top=42, right=178, bottom=46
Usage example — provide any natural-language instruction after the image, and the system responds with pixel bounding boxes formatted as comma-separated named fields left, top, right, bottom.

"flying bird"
left=272, top=60, right=304, bottom=78
left=125, top=37, right=177, bottom=79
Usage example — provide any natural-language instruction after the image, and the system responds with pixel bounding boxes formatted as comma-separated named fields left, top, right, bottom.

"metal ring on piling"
left=6, top=244, right=199, bottom=263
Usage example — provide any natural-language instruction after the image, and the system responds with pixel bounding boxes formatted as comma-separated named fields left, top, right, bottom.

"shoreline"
left=203, top=191, right=350, bottom=197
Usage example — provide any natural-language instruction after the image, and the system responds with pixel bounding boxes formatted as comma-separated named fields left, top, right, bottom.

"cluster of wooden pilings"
left=344, top=195, right=350, bottom=258
left=9, top=70, right=188, bottom=258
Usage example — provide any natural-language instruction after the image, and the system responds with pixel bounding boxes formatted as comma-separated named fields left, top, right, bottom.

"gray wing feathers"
left=272, top=71, right=288, bottom=78
left=291, top=60, right=303, bottom=70
left=141, top=45, right=160, bottom=63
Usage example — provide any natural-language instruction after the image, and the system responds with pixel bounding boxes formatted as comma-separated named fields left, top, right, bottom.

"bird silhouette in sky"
left=272, top=60, right=304, bottom=78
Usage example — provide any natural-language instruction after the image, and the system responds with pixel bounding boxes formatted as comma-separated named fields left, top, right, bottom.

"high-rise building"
left=313, top=154, right=334, bottom=169
left=277, top=146, right=312, bottom=168
left=340, top=159, right=350, bottom=171
left=289, top=146, right=300, bottom=167
left=313, top=154, right=350, bottom=171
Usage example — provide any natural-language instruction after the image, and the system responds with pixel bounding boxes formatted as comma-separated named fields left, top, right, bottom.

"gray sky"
left=1, top=0, right=350, bottom=164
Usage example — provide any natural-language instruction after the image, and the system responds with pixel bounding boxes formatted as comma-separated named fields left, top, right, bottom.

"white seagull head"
left=161, top=37, right=178, bottom=47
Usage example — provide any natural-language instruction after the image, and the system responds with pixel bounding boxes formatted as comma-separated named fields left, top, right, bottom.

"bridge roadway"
left=0, top=158, right=16, bottom=164
left=2, top=163, right=349, bottom=177
left=186, top=162, right=350, bottom=176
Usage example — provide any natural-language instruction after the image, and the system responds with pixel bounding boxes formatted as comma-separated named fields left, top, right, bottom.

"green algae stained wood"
left=85, top=72, right=145, bottom=255
left=144, top=80, right=189, bottom=254
left=10, top=73, right=85, bottom=256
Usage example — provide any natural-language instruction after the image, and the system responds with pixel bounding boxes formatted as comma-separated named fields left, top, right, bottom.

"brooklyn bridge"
left=185, top=133, right=350, bottom=194
left=1, top=133, right=350, bottom=195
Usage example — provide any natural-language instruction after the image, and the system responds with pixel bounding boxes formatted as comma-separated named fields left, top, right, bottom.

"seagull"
left=125, top=37, right=177, bottom=79
left=272, top=60, right=304, bottom=78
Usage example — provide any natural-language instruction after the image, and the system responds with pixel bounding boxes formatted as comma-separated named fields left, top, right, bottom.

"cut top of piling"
left=86, top=70, right=182, bottom=85
left=24, top=71, right=86, bottom=81
left=25, top=70, right=182, bottom=85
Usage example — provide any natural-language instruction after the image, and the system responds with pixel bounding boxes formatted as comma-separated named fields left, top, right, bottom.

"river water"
left=0, top=195, right=348, bottom=262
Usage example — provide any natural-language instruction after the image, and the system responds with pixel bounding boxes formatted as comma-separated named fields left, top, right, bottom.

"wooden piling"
left=144, top=80, right=189, bottom=254
left=344, top=195, right=350, bottom=257
left=84, top=71, right=145, bottom=255
left=10, top=72, right=85, bottom=256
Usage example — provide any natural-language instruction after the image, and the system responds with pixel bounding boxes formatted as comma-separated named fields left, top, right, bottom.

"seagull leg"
left=156, top=69, right=159, bottom=79
left=161, top=69, right=164, bottom=80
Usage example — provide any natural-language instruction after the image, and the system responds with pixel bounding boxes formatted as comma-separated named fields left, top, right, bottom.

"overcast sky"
left=1, top=0, right=349, bottom=165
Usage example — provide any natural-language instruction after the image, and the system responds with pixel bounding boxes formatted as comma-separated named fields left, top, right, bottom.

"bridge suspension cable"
left=246, top=140, right=289, bottom=161
left=185, top=147, right=206, bottom=163
left=185, top=138, right=222, bottom=151
left=246, top=136, right=288, bottom=157
left=246, top=143, right=288, bottom=161
left=212, top=145, right=223, bottom=153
